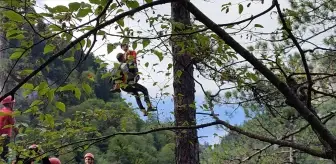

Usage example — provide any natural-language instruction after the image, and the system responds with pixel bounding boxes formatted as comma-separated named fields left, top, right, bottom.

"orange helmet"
left=49, top=157, right=61, bottom=164
left=84, top=153, right=94, bottom=159
left=1, top=95, right=15, bottom=105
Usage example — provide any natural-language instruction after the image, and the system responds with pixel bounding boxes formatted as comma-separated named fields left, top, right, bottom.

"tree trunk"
left=171, top=1, right=199, bottom=164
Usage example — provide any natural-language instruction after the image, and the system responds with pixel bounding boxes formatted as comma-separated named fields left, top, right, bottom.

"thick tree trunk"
left=171, top=1, right=199, bottom=164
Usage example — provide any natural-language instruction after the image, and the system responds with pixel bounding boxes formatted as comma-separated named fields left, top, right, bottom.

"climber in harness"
left=110, top=45, right=156, bottom=116
left=110, top=43, right=138, bottom=93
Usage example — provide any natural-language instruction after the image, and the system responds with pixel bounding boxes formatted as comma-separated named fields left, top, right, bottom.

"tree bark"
left=171, top=1, right=199, bottom=164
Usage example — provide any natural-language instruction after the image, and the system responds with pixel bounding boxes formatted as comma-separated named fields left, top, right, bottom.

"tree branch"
left=106, top=2, right=276, bottom=40
left=242, top=109, right=336, bottom=162
left=39, top=119, right=328, bottom=159
left=182, top=0, right=336, bottom=152
left=273, top=0, right=313, bottom=110
left=0, top=0, right=177, bottom=101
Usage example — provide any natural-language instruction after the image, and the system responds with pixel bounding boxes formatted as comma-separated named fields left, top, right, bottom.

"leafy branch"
left=37, top=119, right=328, bottom=160
left=183, top=0, right=336, bottom=156
left=0, top=0, right=178, bottom=102
left=273, top=0, right=314, bottom=110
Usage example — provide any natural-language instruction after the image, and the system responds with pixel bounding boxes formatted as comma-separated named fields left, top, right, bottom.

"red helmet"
left=49, top=157, right=61, bottom=164
left=1, top=95, right=15, bottom=105
left=84, top=153, right=94, bottom=159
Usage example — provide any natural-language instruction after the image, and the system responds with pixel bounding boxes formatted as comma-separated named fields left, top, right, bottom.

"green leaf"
left=142, top=39, right=150, bottom=48
left=132, top=42, right=137, bottom=50
left=225, top=92, right=232, bottom=99
left=86, top=38, right=92, bottom=48
left=22, top=83, right=34, bottom=90
left=30, top=100, right=43, bottom=107
left=53, top=5, right=69, bottom=12
left=101, top=72, right=111, bottom=79
left=109, top=3, right=118, bottom=10
left=63, top=57, right=75, bottom=62
left=107, top=43, right=116, bottom=54
left=238, top=4, right=243, bottom=14
left=126, top=1, right=140, bottom=8
left=55, top=102, right=66, bottom=112
left=254, top=24, right=264, bottom=28
left=49, top=24, right=62, bottom=31
left=145, top=62, right=149, bottom=67
left=94, top=5, right=103, bottom=15
left=10, top=51, right=24, bottom=60
left=167, top=63, right=173, bottom=70
left=69, top=2, right=81, bottom=11
left=145, top=0, right=153, bottom=3
left=47, top=89, right=55, bottom=102
left=74, top=88, right=81, bottom=100
left=82, top=83, right=92, bottom=94
left=59, top=84, right=76, bottom=92
left=3, top=10, right=23, bottom=22
left=20, top=69, right=34, bottom=76
left=89, top=0, right=101, bottom=5
left=45, top=114, right=55, bottom=128
left=97, top=30, right=106, bottom=35
left=6, top=30, right=25, bottom=38
left=246, top=72, right=258, bottom=81
left=43, top=44, right=56, bottom=54
left=117, top=19, right=124, bottom=27
left=77, top=8, right=92, bottom=18
left=153, top=50, right=163, bottom=61
left=176, top=70, right=183, bottom=78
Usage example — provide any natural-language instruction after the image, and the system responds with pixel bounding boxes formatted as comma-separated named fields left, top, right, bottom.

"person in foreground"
left=0, top=95, right=18, bottom=162
left=84, top=153, right=94, bottom=164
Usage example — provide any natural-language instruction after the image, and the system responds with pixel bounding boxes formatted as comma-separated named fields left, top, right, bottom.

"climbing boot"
left=147, top=103, right=157, bottom=112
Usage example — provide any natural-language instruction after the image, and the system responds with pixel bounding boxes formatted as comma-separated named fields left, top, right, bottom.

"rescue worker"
left=84, top=153, right=94, bottom=164
left=111, top=53, right=155, bottom=116
left=121, top=43, right=138, bottom=72
left=0, top=95, right=18, bottom=161
left=12, top=144, right=53, bottom=164
left=110, top=43, right=138, bottom=93
left=48, top=157, right=61, bottom=164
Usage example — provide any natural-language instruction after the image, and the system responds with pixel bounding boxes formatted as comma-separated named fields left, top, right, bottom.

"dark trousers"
left=122, top=83, right=151, bottom=109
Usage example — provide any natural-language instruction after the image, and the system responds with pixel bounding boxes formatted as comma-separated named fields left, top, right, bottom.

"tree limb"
left=182, top=0, right=336, bottom=152
left=0, top=0, right=178, bottom=101
left=39, top=119, right=328, bottom=159
left=273, top=0, right=314, bottom=110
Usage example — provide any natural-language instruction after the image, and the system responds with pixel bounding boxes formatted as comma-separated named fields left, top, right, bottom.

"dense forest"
left=0, top=0, right=335, bottom=163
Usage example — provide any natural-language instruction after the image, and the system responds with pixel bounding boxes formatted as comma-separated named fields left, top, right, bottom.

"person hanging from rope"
left=110, top=43, right=139, bottom=93
left=0, top=95, right=18, bottom=162
left=110, top=51, right=156, bottom=116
